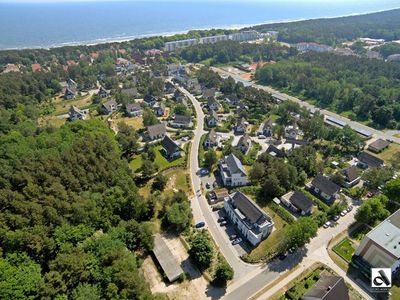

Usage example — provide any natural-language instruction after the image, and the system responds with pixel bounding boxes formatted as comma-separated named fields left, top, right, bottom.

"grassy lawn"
left=38, top=116, right=67, bottom=128
left=244, top=204, right=289, bottom=263
left=53, top=94, right=93, bottom=115
left=112, top=115, right=144, bottom=129
left=154, top=145, right=186, bottom=170
left=366, top=142, right=400, bottom=164
left=332, top=238, right=356, bottom=263
left=130, top=144, right=188, bottom=173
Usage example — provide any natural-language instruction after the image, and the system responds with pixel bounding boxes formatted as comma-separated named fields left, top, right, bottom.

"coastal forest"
left=256, top=52, right=400, bottom=129
left=251, top=8, right=400, bottom=45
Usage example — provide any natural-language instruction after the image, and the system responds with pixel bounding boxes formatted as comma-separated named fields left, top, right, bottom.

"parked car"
left=323, top=221, right=331, bottom=228
left=258, top=134, right=266, bottom=139
left=195, top=221, right=205, bottom=228
left=229, top=234, right=238, bottom=241
left=213, top=181, right=218, bottom=188
left=200, top=168, right=209, bottom=176
left=333, top=215, right=340, bottom=221
left=205, top=182, right=211, bottom=189
left=347, top=205, right=353, bottom=212
left=220, top=220, right=228, bottom=226
left=340, top=210, right=347, bottom=217
left=288, top=247, right=296, bottom=254
left=232, top=238, right=242, bottom=245
left=217, top=217, right=226, bottom=223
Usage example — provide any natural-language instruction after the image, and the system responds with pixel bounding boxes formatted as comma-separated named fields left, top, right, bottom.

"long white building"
left=224, top=192, right=273, bottom=246
left=165, top=38, right=198, bottom=52
left=229, top=30, right=260, bottom=42
left=199, top=35, right=228, bottom=44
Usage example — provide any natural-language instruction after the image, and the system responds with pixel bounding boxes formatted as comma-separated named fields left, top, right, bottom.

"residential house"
left=235, top=103, right=248, bottom=115
left=164, top=81, right=176, bottom=94
left=354, top=209, right=400, bottom=274
left=357, top=151, right=384, bottom=169
left=64, top=78, right=78, bottom=100
left=302, top=276, right=349, bottom=300
left=206, top=110, right=219, bottom=127
left=68, top=106, right=89, bottom=121
left=285, top=125, right=299, bottom=139
left=219, top=153, right=248, bottom=187
left=342, top=166, right=361, bottom=188
left=202, top=88, right=216, bottom=100
left=224, top=192, right=273, bottom=246
left=204, top=129, right=219, bottom=149
left=258, top=118, right=274, bottom=136
left=161, top=136, right=181, bottom=160
left=2, top=63, right=20, bottom=73
left=368, top=139, right=390, bottom=153
left=121, top=87, right=138, bottom=99
left=153, top=101, right=166, bottom=117
left=207, top=97, right=221, bottom=111
left=309, top=174, right=340, bottom=204
left=98, top=86, right=109, bottom=98
left=125, top=103, right=142, bottom=117
left=102, top=99, right=118, bottom=115
left=235, top=117, right=248, bottom=134
left=144, top=94, right=158, bottom=106
left=266, top=144, right=286, bottom=158
left=225, top=94, right=240, bottom=105
left=147, top=123, right=166, bottom=140
left=173, top=90, right=188, bottom=106
left=169, top=115, right=192, bottom=128
left=31, top=63, right=42, bottom=73
left=167, top=64, right=185, bottom=77
left=187, top=78, right=202, bottom=95
left=236, top=134, right=252, bottom=154
left=281, top=191, right=313, bottom=215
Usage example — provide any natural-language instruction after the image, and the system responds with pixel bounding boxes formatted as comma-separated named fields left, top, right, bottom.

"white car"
left=340, top=210, right=347, bottom=217
left=258, top=135, right=266, bottom=139
left=323, top=221, right=331, bottom=228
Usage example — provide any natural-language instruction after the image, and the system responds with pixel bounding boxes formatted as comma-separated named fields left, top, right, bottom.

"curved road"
left=181, top=84, right=374, bottom=300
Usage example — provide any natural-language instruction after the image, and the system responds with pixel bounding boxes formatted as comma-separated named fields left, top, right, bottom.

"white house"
left=125, top=103, right=142, bottom=117
left=219, top=154, right=248, bottom=187
left=224, top=192, right=273, bottom=246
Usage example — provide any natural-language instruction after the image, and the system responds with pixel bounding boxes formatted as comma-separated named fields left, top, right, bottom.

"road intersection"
left=181, top=84, right=374, bottom=299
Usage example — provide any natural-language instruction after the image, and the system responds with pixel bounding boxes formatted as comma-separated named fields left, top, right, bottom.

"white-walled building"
left=165, top=39, right=198, bottom=52
left=229, top=30, right=260, bottom=42
left=224, top=192, right=273, bottom=246
left=199, top=35, right=228, bottom=44
left=218, top=154, right=248, bottom=187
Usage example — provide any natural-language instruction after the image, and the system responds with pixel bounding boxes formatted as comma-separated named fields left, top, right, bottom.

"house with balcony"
left=219, top=154, right=248, bottom=187
left=224, top=192, right=273, bottom=246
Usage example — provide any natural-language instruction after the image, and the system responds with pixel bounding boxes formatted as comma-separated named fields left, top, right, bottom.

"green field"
left=333, top=238, right=356, bottom=262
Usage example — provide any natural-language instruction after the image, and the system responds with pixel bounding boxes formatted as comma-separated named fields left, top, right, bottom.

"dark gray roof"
left=266, top=145, right=285, bottom=158
left=302, top=276, right=349, bottom=300
left=102, top=99, right=118, bottom=111
left=343, top=166, right=359, bottom=183
left=358, top=151, right=384, bottom=168
left=368, top=139, right=390, bottom=152
left=208, top=97, right=220, bottom=107
left=126, top=103, right=141, bottom=113
left=121, top=87, right=138, bottom=98
left=290, top=191, right=313, bottom=212
left=225, top=153, right=246, bottom=176
left=174, top=114, right=192, bottom=124
left=69, top=105, right=84, bottom=115
left=161, top=136, right=180, bottom=153
left=231, top=192, right=267, bottom=225
left=202, top=88, right=216, bottom=99
left=207, top=129, right=218, bottom=143
left=225, top=94, right=239, bottom=103
left=208, top=110, right=219, bottom=121
left=311, top=174, right=340, bottom=196
left=147, top=123, right=166, bottom=137
left=237, top=117, right=247, bottom=127
left=238, top=134, right=251, bottom=146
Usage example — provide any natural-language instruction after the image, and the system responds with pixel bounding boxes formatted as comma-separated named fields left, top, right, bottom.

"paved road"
left=180, top=86, right=259, bottom=280
left=181, top=83, right=374, bottom=300
left=211, top=66, right=400, bottom=144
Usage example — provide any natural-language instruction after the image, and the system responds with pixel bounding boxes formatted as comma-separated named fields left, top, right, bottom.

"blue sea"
left=0, top=0, right=400, bottom=50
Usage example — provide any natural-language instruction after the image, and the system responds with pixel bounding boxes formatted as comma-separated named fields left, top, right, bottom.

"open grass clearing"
left=53, top=94, right=93, bottom=115
left=332, top=238, right=356, bottom=263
